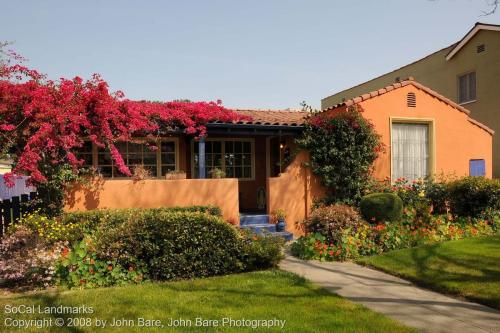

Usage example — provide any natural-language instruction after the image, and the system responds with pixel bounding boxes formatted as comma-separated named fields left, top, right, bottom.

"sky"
left=1, top=0, right=499, bottom=110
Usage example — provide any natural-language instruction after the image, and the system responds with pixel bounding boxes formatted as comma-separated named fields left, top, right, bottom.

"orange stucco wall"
left=328, top=85, right=493, bottom=180
left=267, top=150, right=326, bottom=236
left=65, top=178, right=240, bottom=223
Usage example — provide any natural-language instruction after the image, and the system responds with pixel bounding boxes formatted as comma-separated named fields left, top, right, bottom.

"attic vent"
left=407, top=92, right=416, bottom=107
left=477, top=44, right=486, bottom=53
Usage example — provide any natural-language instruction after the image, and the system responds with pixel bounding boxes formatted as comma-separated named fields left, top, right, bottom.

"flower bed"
left=0, top=207, right=284, bottom=290
left=292, top=176, right=499, bottom=261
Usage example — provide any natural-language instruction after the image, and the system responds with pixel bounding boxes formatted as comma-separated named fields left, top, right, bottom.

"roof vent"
left=395, top=77, right=401, bottom=83
left=407, top=92, right=416, bottom=107
left=477, top=44, right=486, bottom=53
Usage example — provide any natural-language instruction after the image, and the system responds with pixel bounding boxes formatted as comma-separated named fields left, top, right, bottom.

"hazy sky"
left=2, top=1, right=499, bottom=109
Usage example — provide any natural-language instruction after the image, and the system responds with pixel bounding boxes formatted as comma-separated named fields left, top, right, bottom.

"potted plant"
left=165, top=170, right=186, bottom=180
left=210, top=168, right=226, bottom=179
left=272, top=209, right=287, bottom=232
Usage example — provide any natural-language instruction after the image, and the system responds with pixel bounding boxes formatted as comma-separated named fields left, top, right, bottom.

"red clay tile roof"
left=211, top=109, right=309, bottom=127
left=323, top=78, right=494, bottom=135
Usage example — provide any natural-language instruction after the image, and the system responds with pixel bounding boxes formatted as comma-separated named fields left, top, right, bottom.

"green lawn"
left=0, top=270, right=414, bottom=333
left=358, top=235, right=500, bottom=309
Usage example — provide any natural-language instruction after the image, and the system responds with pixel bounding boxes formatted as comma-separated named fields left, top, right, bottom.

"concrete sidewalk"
left=280, top=255, right=500, bottom=333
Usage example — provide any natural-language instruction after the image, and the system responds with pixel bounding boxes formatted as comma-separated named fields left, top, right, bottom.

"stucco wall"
left=267, top=150, right=326, bottom=236
left=322, top=29, right=500, bottom=177
left=352, top=84, right=493, bottom=179
left=65, top=178, right=240, bottom=223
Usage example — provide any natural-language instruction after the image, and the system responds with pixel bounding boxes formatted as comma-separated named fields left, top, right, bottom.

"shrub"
left=92, top=210, right=245, bottom=280
left=302, top=204, right=366, bottom=245
left=10, top=211, right=79, bottom=243
left=240, top=230, right=284, bottom=270
left=55, top=238, right=145, bottom=289
left=447, top=177, right=500, bottom=217
left=59, top=205, right=223, bottom=241
left=0, top=226, right=63, bottom=288
left=360, top=193, right=403, bottom=223
left=296, top=105, right=382, bottom=204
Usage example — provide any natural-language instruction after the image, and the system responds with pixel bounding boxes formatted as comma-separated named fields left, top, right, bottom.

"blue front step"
left=240, top=214, right=269, bottom=225
left=239, top=214, right=293, bottom=241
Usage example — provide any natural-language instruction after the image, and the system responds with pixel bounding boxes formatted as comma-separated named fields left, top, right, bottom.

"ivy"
left=297, top=106, right=382, bottom=204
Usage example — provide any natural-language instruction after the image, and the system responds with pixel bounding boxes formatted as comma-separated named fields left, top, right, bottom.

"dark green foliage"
left=447, top=177, right=500, bottom=217
left=92, top=210, right=245, bottom=280
left=296, top=107, right=381, bottom=204
left=60, top=206, right=222, bottom=241
left=360, top=193, right=403, bottom=223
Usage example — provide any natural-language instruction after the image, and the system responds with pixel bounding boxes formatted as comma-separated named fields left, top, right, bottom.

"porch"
left=65, top=109, right=325, bottom=236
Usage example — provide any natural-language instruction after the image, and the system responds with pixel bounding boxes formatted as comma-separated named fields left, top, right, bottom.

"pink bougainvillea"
left=0, top=50, right=247, bottom=186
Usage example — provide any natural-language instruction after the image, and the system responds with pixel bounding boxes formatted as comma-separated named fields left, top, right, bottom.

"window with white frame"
left=391, top=123, right=429, bottom=181
left=79, top=140, right=177, bottom=178
left=193, top=139, right=253, bottom=179
left=458, top=71, right=476, bottom=104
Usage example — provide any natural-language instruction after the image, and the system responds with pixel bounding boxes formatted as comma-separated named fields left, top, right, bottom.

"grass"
left=357, top=235, right=500, bottom=309
left=0, top=270, right=415, bottom=333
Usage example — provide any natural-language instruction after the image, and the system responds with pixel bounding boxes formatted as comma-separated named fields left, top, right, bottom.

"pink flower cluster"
left=0, top=51, right=249, bottom=186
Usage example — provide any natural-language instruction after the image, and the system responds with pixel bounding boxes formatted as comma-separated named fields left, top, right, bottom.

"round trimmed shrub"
left=303, top=204, right=366, bottom=245
left=360, top=193, right=403, bottom=223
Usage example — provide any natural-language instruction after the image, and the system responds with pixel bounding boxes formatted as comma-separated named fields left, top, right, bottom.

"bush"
left=92, top=210, right=245, bottom=280
left=302, top=204, right=366, bottom=245
left=447, top=177, right=500, bottom=217
left=55, top=238, right=145, bottom=289
left=360, top=193, right=403, bottom=223
left=0, top=226, right=63, bottom=288
left=10, top=211, right=79, bottom=243
left=59, top=206, right=223, bottom=242
left=240, top=230, right=284, bottom=270
left=296, top=106, right=382, bottom=204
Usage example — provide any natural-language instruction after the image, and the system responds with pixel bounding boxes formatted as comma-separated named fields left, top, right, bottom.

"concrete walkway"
left=280, top=255, right=500, bottom=333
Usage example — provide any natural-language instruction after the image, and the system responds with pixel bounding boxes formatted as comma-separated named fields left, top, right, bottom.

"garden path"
left=280, top=255, right=500, bottom=333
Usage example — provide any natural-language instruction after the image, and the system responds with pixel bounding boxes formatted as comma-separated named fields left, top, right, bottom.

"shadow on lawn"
left=35, top=292, right=84, bottom=333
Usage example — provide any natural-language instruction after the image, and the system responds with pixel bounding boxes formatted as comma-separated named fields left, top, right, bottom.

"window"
left=193, top=139, right=253, bottom=179
left=391, top=123, right=429, bottom=181
left=469, top=159, right=485, bottom=176
left=81, top=140, right=177, bottom=178
left=458, top=72, right=476, bottom=104
left=77, top=141, right=93, bottom=168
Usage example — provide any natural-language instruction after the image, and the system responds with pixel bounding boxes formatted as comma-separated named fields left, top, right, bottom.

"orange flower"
left=107, top=265, right=113, bottom=271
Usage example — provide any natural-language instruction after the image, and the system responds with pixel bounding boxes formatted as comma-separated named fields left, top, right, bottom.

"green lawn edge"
left=356, top=235, right=500, bottom=310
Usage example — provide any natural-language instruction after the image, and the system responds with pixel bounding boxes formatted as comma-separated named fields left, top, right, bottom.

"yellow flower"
left=418, top=191, right=425, bottom=197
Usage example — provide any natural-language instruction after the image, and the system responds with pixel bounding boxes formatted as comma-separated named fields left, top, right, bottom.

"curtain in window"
left=392, top=123, right=429, bottom=181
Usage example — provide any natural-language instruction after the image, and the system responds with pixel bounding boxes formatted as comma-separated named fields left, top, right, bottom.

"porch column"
left=198, top=137, right=206, bottom=179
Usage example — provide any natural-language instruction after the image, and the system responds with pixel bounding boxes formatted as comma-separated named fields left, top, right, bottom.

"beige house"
left=321, top=22, right=500, bottom=177
left=0, top=159, right=11, bottom=174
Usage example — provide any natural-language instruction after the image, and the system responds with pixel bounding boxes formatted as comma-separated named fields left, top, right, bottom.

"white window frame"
left=390, top=118, right=435, bottom=182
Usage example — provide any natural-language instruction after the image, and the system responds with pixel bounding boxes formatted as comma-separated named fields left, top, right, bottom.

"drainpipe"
left=198, top=137, right=206, bottom=179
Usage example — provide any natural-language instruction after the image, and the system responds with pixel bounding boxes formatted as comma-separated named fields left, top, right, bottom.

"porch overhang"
left=206, top=123, right=304, bottom=136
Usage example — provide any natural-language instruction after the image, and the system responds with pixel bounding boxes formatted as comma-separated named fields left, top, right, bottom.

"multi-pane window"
left=193, top=140, right=252, bottom=179
left=391, top=123, right=429, bottom=181
left=81, top=140, right=176, bottom=178
left=458, top=72, right=476, bottom=104
left=77, top=141, right=93, bottom=168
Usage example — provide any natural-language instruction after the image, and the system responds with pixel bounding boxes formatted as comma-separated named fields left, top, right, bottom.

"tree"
left=0, top=48, right=245, bottom=215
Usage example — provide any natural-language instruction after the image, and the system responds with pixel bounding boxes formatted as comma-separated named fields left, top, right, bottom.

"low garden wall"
left=65, top=178, right=240, bottom=223
left=267, top=150, right=325, bottom=236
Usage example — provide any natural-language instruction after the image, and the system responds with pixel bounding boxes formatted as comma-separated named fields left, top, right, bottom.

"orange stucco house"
left=66, top=79, right=492, bottom=237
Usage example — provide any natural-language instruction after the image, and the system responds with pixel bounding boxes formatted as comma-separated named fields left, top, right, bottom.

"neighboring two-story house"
left=321, top=22, right=500, bottom=177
